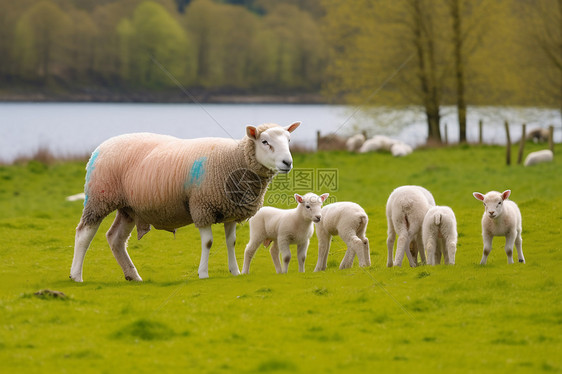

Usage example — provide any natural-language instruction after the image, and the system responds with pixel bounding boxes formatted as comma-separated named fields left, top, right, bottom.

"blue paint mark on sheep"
left=186, top=157, right=207, bottom=188
left=84, top=148, right=100, bottom=206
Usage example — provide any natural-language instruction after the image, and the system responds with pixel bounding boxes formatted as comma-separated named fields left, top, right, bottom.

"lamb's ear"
left=294, top=193, right=304, bottom=204
left=246, top=126, right=258, bottom=140
left=473, top=192, right=485, bottom=201
left=285, top=121, right=301, bottom=133
left=320, top=193, right=329, bottom=203
left=501, top=190, right=511, bottom=200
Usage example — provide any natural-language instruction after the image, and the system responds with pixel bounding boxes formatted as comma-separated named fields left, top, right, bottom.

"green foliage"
left=0, top=145, right=561, bottom=372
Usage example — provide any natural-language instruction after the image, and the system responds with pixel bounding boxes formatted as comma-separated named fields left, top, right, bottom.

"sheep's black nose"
left=315, top=215, right=321, bottom=222
left=282, top=160, right=292, bottom=168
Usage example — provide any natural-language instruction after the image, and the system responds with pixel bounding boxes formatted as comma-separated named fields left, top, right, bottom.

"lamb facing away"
left=422, top=206, right=458, bottom=265
left=346, top=134, right=366, bottom=152
left=242, top=193, right=328, bottom=274
left=386, top=185, right=436, bottom=267
left=70, top=122, right=300, bottom=282
left=473, top=190, right=525, bottom=265
left=314, top=202, right=370, bottom=271
left=524, top=149, right=553, bottom=167
left=359, top=135, right=396, bottom=153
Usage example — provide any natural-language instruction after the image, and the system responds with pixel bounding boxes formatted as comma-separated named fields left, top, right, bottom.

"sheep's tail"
left=434, top=213, right=442, bottom=226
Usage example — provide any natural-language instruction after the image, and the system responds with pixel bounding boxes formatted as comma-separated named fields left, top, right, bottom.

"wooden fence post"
left=316, top=130, right=321, bottom=151
left=505, top=120, right=511, bottom=166
left=479, top=119, right=483, bottom=144
left=517, top=123, right=526, bottom=165
left=549, top=125, right=555, bottom=154
left=444, top=123, right=448, bottom=145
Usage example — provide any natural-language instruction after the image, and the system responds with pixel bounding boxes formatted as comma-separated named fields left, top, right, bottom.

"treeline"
left=0, top=0, right=326, bottom=95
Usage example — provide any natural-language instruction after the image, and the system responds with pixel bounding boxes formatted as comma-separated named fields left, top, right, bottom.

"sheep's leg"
left=70, top=219, right=102, bottom=282
left=362, top=237, right=371, bottom=267
left=416, top=233, right=426, bottom=265
left=296, top=240, right=309, bottom=273
left=106, top=210, right=142, bottom=281
left=241, top=237, right=262, bottom=275
left=504, top=232, right=516, bottom=264
left=224, top=222, right=240, bottom=276
left=269, top=242, right=283, bottom=273
left=445, top=240, right=456, bottom=265
left=425, top=237, right=437, bottom=266
left=278, top=240, right=291, bottom=273
left=394, top=236, right=416, bottom=267
left=480, top=233, right=493, bottom=265
left=198, top=226, right=213, bottom=279
left=314, top=232, right=331, bottom=272
left=515, top=231, right=525, bottom=263
left=386, top=226, right=396, bottom=268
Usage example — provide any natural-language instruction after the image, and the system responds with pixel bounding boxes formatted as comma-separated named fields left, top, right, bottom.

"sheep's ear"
left=320, top=193, right=329, bottom=203
left=246, top=126, right=258, bottom=140
left=285, top=121, right=301, bottom=133
left=473, top=192, right=485, bottom=201
left=501, top=190, right=511, bottom=200
left=294, top=193, right=304, bottom=204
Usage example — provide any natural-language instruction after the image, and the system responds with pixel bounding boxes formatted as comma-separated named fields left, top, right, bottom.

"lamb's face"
left=295, top=193, right=329, bottom=223
left=473, top=190, right=511, bottom=219
left=248, top=122, right=300, bottom=174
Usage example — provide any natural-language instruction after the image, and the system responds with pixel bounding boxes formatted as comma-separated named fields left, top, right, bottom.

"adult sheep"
left=69, top=122, right=300, bottom=282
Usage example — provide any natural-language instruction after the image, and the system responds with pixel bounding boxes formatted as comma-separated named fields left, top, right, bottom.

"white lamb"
left=473, top=190, right=525, bottom=265
left=346, top=134, right=366, bottom=152
left=313, top=202, right=370, bottom=271
left=524, top=149, right=553, bottom=167
left=390, top=142, right=413, bottom=157
left=359, top=135, right=396, bottom=153
left=70, top=122, right=300, bottom=282
left=242, top=193, right=328, bottom=274
left=422, top=206, right=458, bottom=265
left=386, top=185, right=436, bottom=267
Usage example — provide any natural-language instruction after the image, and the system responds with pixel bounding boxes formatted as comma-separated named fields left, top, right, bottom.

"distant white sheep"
left=386, top=185, right=436, bottom=267
left=313, top=202, right=370, bottom=271
left=422, top=206, right=458, bottom=265
left=473, top=190, right=525, bottom=265
left=346, top=134, right=366, bottom=152
left=359, top=135, right=396, bottom=153
left=390, top=142, right=413, bottom=157
left=524, top=149, right=553, bottom=167
left=69, top=122, right=300, bottom=282
left=242, top=193, right=329, bottom=274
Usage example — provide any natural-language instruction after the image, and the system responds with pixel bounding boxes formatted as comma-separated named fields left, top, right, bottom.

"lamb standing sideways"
left=242, top=193, right=328, bottom=274
left=473, top=190, right=525, bottom=265
left=70, top=122, right=300, bottom=282
left=386, top=185, right=436, bottom=267
left=422, top=206, right=458, bottom=265
left=314, top=202, right=370, bottom=271
left=524, top=149, right=553, bottom=167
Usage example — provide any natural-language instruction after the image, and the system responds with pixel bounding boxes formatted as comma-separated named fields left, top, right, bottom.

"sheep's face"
left=473, top=190, right=511, bottom=219
left=247, top=122, right=300, bottom=173
left=295, top=193, right=329, bottom=223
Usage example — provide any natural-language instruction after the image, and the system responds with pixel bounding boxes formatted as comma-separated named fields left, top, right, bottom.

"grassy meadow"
left=0, top=143, right=561, bottom=373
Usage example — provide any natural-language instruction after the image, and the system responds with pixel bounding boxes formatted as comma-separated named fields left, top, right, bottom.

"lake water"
left=0, top=102, right=560, bottom=163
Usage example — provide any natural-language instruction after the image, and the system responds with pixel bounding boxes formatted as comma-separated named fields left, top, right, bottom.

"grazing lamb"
left=473, top=190, right=525, bottom=265
left=346, top=134, right=366, bottom=152
left=422, top=206, right=458, bottom=265
left=69, top=122, right=300, bottom=282
left=526, top=128, right=549, bottom=143
left=314, top=202, right=370, bottom=271
left=359, top=135, right=396, bottom=153
left=524, top=149, right=553, bottom=167
left=386, top=185, right=436, bottom=267
left=242, top=193, right=328, bottom=274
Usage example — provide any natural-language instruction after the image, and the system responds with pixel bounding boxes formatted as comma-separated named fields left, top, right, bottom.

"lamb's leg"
left=515, top=231, right=524, bottom=263
left=480, top=232, right=493, bottom=265
left=269, top=241, right=283, bottom=273
left=224, top=221, right=240, bottom=276
left=362, top=237, right=371, bottom=267
left=394, top=236, right=416, bottom=267
left=241, top=237, right=262, bottom=275
left=296, top=240, right=309, bottom=273
left=386, top=225, right=396, bottom=268
left=70, top=219, right=101, bottom=282
left=106, top=210, right=141, bottom=281
left=445, top=240, right=455, bottom=265
left=198, top=226, right=213, bottom=279
left=278, top=240, right=291, bottom=273
left=504, top=232, right=516, bottom=264
left=425, top=236, right=437, bottom=266
left=416, top=233, right=426, bottom=265
left=314, top=230, right=331, bottom=272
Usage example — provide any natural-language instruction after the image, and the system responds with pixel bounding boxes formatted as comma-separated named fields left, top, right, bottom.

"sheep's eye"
left=498, top=201, right=502, bottom=205
left=262, top=140, right=269, bottom=146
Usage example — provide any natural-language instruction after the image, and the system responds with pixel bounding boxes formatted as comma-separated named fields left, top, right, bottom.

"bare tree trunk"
left=451, top=0, right=467, bottom=143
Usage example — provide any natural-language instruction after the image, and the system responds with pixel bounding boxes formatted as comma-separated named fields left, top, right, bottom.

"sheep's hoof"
left=69, top=274, right=83, bottom=282
left=125, top=275, right=142, bottom=281
left=519, top=259, right=524, bottom=263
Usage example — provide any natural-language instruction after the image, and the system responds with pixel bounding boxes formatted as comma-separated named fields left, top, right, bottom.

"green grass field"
left=1, top=143, right=561, bottom=373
